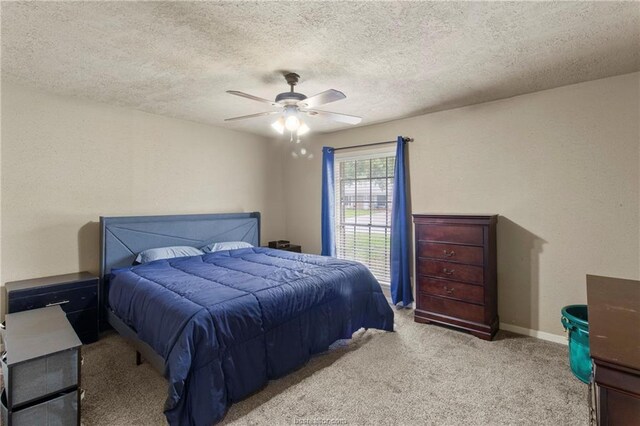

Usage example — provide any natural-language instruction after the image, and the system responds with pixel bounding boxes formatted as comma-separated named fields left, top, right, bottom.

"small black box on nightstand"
left=268, top=240, right=290, bottom=249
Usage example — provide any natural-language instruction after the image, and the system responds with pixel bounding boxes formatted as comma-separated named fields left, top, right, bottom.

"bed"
left=100, top=212, right=394, bottom=425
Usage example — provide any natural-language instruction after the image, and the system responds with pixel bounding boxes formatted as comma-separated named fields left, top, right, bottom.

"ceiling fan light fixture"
left=284, top=106, right=301, bottom=131
left=285, top=115, right=300, bottom=132
left=225, top=73, right=361, bottom=134
left=297, top=121, right=310, bottom=136
left=271, top=117, right=285, bottom=134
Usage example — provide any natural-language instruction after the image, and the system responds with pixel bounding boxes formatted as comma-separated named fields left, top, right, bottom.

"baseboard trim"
left=501, top=323, right=567, bottom=345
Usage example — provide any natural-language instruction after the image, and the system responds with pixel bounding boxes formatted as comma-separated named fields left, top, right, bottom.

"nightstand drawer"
left=8, top=285, right=97, bottom=315
left=1, top=389, right=78, bottom=426
left=1, top=349, right=78, bottom=407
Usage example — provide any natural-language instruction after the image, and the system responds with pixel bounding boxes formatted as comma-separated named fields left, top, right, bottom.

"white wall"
left=1, top=81, right=286, bottom=317
left=283, top=72, right=640, bottom=337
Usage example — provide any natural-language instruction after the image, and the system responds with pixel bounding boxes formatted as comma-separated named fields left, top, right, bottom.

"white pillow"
left=203, top=241, right=254, bottom=253
left=135, top=246, right=204, bottom=264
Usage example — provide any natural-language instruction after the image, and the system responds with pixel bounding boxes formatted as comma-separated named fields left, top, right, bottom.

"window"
left=335, top=152, right=395, bottom=284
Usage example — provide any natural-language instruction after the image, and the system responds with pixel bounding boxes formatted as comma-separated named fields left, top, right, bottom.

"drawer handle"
left=444, top=286, right=455, bottom=295
left=443, top=250, right=456, bottom=257
left=45, top=300, right=70, bottom=307
left=442, top=268, right=455, bottom=276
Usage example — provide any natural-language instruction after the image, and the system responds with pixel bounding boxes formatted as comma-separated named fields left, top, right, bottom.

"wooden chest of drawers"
left=413, top=214, right=498, bottom=340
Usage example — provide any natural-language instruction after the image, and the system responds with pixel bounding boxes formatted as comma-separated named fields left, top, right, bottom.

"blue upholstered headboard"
left=99, top=212, right=260, bottom=323
left=100, top=212, right=260, bottom=280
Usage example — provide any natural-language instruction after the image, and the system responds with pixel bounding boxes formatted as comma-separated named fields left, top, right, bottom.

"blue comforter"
left=109, top=247, right=394, bottom=425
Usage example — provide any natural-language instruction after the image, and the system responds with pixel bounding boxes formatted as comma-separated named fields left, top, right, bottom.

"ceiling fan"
left=225, top=73, right=362, bottom=136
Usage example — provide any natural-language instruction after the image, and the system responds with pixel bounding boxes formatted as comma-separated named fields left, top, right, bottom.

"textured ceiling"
left=2, top=2, right=639, bottom=137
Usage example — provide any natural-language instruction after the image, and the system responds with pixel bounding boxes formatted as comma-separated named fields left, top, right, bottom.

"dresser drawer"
left=8, top=285, right=97, bottom=315
left=417, top=276, right=484, bottom=304
left=417, top=259, right=484, bottom=285
left=416, top=224, right=484, bottom=246
left=2, top=349, right=78, bottom=407
left=417, top=242, right=484, bottom=265
left=1, top=389, right=78, bottom=426
left=418, top=294, right=485, bottom=324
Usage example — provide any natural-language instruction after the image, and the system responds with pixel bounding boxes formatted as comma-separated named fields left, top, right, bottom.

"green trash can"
left=561, top=305, right=592, bottom=384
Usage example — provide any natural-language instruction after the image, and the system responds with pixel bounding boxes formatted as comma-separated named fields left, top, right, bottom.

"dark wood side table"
left=265, top=244, right=302, bottom=253
left=587, top=275, right=640, bottom=425
left=6, top=272, right=99, bottom=344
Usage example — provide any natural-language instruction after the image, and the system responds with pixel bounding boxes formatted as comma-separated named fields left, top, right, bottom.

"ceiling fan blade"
left=224, top=111, right=280, bottom=122
left=304, top=109, right=362, bottom=125
left=298, top=89, right=346, bottom=108
left=226, top=91, right=279, bottom=107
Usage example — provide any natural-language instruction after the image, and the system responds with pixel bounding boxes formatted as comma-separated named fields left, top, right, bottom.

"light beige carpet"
left=81, top=309, right=588, bottom=425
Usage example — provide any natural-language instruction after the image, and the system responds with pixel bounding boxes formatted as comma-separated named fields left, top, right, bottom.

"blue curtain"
left=321, top=146, right=336, bottom=256
left=390, top=136, right=413, bottom=307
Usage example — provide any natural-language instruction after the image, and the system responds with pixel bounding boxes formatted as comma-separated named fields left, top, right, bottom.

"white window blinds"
left=334, top=151, right=395, bottom=284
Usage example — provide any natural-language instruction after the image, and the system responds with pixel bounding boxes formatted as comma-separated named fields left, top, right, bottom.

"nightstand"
left=6, top=272, right=99, bottom=344
left=1, top=306, right=82, bottom=425
left=265, top=244, right=302, bottom=253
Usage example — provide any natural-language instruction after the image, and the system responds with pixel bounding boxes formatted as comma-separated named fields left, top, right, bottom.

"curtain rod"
left=331, top=137, right=413, bottom=152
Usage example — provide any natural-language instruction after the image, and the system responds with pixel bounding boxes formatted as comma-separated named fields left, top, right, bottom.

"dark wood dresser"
left=413, top=214, right=498, bottom=340
left=6, top=272, right=99, bottom=344
left=587, top=275, right=640, bottom=425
